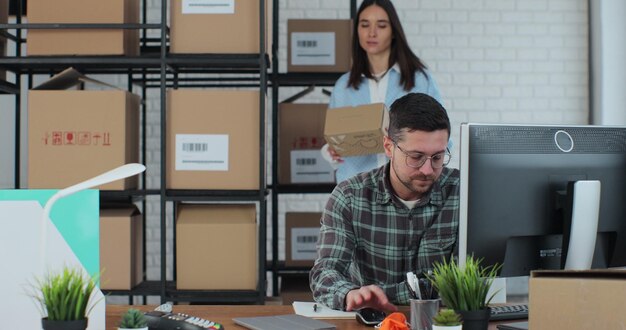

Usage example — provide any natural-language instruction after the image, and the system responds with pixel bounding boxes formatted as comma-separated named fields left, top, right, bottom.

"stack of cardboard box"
left=26, top=0, right=139, bottom=56
left=100, top=206, right=144, bottom=290
left=166, top=89, right=262, bottom=190
left=176, top=204, right=258, bottom=290
left=279, top=102, right=334, bottom=184
left=170, top=0, right=271, bottom=54
left=27, top=68, right=140, bottom=190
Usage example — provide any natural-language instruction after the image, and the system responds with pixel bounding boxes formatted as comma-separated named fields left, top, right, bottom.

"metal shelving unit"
left=0, top=0, right=268, bottom=305
left=268, top=0, right=357, bottom=296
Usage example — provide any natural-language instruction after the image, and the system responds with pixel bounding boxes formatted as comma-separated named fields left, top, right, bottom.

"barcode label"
left=176, top=134, right=228, bottom=171
left=291, top=227, right=320, bottom=260
left=182, top=0, right=234, bottom=14
left=297, top=235, right=318, bottom=244
left=297, top=40, right=318, bottom=48
left=291, top=32, right=336, bottom=66
left=296, top=158, right=317, bottom=166
left=291, top=149, right=334, bottom=183
left=182, top=143, right=208, bottom=152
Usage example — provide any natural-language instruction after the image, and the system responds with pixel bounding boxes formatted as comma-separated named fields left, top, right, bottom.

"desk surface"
left=106, top=304, right=520, bottom=330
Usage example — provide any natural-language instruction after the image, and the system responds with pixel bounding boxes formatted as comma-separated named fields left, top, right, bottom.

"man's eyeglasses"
left=392, top=141, right=451, bottom=169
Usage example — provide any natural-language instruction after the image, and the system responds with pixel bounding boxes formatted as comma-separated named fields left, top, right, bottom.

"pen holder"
left=409, top=298, right=440, bottom=330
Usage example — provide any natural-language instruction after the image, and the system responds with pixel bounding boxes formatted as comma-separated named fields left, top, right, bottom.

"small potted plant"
left=30, top=266, right=101, bottom=330
left=432, top=308, right=463, bottom=330
left=119, top=308, right=148, bottom=330
left=427, top=255, right=501, bottom=330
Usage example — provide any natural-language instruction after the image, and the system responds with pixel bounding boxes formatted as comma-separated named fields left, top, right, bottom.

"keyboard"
left=489, top=304, right=529, bottom=321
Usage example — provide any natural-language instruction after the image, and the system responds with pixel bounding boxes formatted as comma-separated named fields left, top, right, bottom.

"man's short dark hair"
left=387, top=93, right=450, bottom=142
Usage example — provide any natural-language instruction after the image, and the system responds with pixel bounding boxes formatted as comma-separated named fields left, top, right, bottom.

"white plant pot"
left=432, top=325, right=462, bottom=330
left=118, top=327, right=148, bottom=330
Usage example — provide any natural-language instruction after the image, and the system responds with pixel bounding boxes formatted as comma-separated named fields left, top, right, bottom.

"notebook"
left=232, top=314, right=336, bottom=330
left=292, top=301, right=357, bottom=319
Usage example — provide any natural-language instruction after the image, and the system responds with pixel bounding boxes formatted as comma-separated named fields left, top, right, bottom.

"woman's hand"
left=327, top=145, right=344, bottom=163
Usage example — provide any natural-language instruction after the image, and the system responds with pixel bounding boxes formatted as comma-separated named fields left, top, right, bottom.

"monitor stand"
left=561, top=180, right=601, bottom=270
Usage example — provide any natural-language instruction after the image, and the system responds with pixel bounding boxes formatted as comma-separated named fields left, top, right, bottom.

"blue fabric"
left=329, top=68, right=444, bottom=182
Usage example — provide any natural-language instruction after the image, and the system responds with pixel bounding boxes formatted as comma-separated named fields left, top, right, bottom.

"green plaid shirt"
left=310, top=163, right=460, bottom=310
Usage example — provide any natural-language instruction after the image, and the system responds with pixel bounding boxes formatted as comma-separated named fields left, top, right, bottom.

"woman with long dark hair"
left=325, top=0, right=444, bottom=182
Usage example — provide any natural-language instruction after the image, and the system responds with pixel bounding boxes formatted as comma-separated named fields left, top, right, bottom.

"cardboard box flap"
left=325, top=103, right=387, bottom=135
left=531, top=268, right=626, bottom=279
left=33, top=67, right=120, bottom=91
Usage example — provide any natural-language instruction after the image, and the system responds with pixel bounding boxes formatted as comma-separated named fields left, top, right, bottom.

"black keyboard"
left=489, top=304, right=529, bottom=321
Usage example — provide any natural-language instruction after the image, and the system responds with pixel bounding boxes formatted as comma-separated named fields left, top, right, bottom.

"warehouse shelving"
left=268, top=0, right=357, bottom=296
left=0, top=0, right=268, bottom=305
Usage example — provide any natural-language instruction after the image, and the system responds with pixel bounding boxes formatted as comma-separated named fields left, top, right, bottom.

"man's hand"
left=345, top=285, right=398, bottom=313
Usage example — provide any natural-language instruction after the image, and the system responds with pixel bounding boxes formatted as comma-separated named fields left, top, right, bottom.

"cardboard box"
left=324, top=103, right=389, bottom=157
left=99, top=206, right=143, bottom=290
left=28, top=68, right=140, bottom=190
left=176, top=204, right=257, bottom=290
left=278, top=103, right=334, bottom=184
left=170, top=0, right=271, bottom=54
left=287, top=19, right=352, bottom=73
left=529, top=269, right=626, bottom=329
left=166, top=89, right=262, bottom=190
left=26, top=0, right=139, bottom=56
left=285, top=212, right=321, bottom=267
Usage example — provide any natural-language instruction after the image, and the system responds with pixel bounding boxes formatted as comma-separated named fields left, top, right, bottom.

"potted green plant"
left=432, top=308, right=463, bottom=330
left=428, top=256, right=501, bottom=330
left=118, top=308, right=148, bottom=330
left=30, top=267, right=100, bottom=330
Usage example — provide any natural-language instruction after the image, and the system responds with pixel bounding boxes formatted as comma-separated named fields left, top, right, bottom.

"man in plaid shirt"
left=310, top=93, right=460, bottom=312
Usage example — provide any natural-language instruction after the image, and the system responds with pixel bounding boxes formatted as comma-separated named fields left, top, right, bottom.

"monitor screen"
left=458, top=123, right=626, bottom=277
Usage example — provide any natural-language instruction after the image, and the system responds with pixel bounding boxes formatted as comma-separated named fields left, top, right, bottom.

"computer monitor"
left=458, top=123, right=626, bottom=277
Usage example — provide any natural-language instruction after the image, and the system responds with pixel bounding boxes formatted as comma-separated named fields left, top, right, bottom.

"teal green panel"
left=0, top=190, right=100, bottom=277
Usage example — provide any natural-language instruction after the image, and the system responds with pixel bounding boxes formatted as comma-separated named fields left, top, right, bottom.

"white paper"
left=290, top=149, right=334, bottom=183
left=291, top=227, right=319, bottom=261
left=292, top=301, right=356, bottom=319
left=291, top=32, right=336, bottom=66
left=182, top=0, right=234, bottom=14
left=175, top=134, right=229, bottom=171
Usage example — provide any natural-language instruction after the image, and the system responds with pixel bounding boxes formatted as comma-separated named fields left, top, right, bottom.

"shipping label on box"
left=290, top=149, right=334, bottom=183
left=285, top=212, right=321, bottom=267
left=324, top=103, right=389, bottom=157
left=175, top=134, right=229, bottom=171
left=182, top=0, right=234, bottom=14
left=287, top=19, right=351, bottom=73
left=290, top=227, right=319, bottom=261
left=290, top=32, right=336, bottom=66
